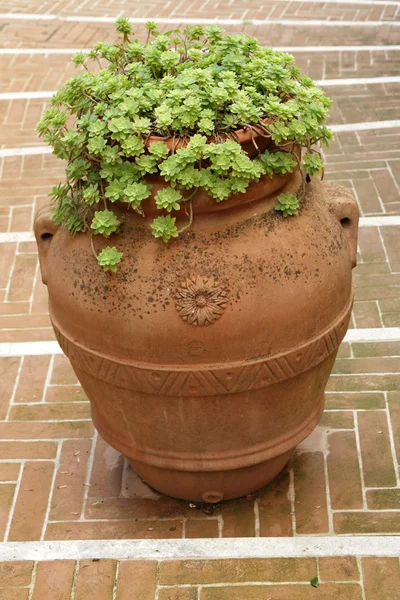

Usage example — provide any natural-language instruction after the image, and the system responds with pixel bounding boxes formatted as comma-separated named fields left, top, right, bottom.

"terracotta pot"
left=35, top=171, right=359, bottom=502
left=147, top=120, right=272, bottom=157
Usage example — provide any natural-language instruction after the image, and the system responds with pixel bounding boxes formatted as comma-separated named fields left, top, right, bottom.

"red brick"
left=363, top=558, right=400, bottom=600
left=0, top=590, right=29, bottom=600
left=75, top=560, right=116, bottom=600
left=159, top=588, right=197, bottom=600
left=8, top=461, right=54, bottom=541
left=352, top=301, right=382, bottom=328
left=357, top=228, right=386, bottom=263
left=327, top=432, right=363, bottom=509
left=0, top=243, right=16, bottom=289
left=0, top=484, right=15, bottom=539
left=116, top=561, right=157, bottom=600
left=388, top=391, right=400, bottom=462
left=221, top=497, right=255, bottom=537
left=32, top=561, right=75, bottom=600
left=9, top=402, right=90, bottom=421
left=0, top=561, right=33, bottom=586
left=159, top=558, right=316, bottom=585
left=334, top=512, right=400, bottom=534
left=45, top=520, right=183, bottom=540
left=88, top=436, right=124, bottom=498
left=185, top=519, right=219, bottom=538
left=51, top=355, right=78, bottom=385
left=358, top=411, right=397, bottom=487
left=10, top=206, right=33, bottom=231
left=366, top=488, right=400, bottom=510
left=45, top=385, right=87, bottom=403
left=0, top=421, right=94, bottom=440
left=0, top=463, right=20, bottom=482
left=14, top=355, right=51, bottom=403
left=258, top=468, right=292, bottom=537
left=325, top=393, right=385, bottom=410
left=0, top=357, right=20, bottom=420
left=292, top=452, right=329, bottom=534
left=0, top=442, right=57, bottom=459
left=319, top=411, right=354, bottom=429
left=319, top=557, right=359, bottom=582
left=49, top=439, right=92, bottom=521
left=200, top=583, right=362, bottom=600
left=7, top=254, right=37, bottom=302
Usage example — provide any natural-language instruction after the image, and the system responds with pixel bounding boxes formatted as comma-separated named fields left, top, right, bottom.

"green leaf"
left=274, top=192, right=299, bottom=217
left=148, top=142, right=169, bottom=160
left=132, top=117, right=152, bottom=134
left=97, top=246, right=123, bottom=272
left=135, top=154, right=158, bottom=175
left=115, top=16, right=133, bottom=36
left=91, top=210, right=120, bottom=237
left=105, top=181, right=125, bottom=202
left=83, top=183, right=100, bottom=205
left=303, top=153, right=324, bottom=176
left=66, top=158, right=90, bottom=182
left=123, top=182, right=152, bottom=207
left=87, top=135, right=107, bottom=155
left=121, top=136, right=145, bottom=157
left=310, top=577, right=319, bottom=588
left=151, top=215, right=178, bottom=242
left=72, top=51, right=86, bottom=67
left=155, top=187, right=182, bottom=212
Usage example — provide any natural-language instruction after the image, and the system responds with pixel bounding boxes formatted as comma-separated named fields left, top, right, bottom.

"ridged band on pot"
left=52, top=288, right=352, bottom=398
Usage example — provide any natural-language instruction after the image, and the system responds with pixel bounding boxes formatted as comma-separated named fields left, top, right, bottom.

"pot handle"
left=328, top=184, right=359, bottom=269
left=34, top=205, right=59, bottom=285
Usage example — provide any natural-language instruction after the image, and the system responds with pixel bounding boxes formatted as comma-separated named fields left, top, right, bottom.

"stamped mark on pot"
left=174, top=275, right=228, bottom=326
left=187, top=340, right=206, bottom=357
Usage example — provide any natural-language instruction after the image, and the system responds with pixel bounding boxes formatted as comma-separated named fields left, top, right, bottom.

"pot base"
left=127, top=449, right=294, bottom=503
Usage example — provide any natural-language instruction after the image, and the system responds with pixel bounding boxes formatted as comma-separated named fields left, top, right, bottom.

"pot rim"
left=146, top=118, right=273, bottom=149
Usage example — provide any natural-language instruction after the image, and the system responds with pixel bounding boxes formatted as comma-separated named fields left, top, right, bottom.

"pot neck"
left=135, top=170, right=298, bottom=219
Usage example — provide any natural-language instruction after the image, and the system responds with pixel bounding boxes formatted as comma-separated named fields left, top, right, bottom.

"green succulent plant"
left=37, top=18, right=332, bottom=271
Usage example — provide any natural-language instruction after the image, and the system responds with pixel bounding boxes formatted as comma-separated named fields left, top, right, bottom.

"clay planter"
left=35, top=168, right=359, bottom=502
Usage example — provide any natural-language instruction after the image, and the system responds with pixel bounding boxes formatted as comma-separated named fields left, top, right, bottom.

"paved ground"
left=0, top=0, right=400, bottom=598
left=1, top=557, right=400, bottom=599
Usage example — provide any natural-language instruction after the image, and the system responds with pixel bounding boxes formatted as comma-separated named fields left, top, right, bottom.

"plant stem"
left=90, top=232, right=98, bottom=260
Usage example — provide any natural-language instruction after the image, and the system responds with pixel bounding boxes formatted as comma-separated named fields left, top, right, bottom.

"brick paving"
left=0, top=1, right=399, bottom=597
left=2, top=0, right=400, bottom=21
left=1, top=18, right=399, bottom=49
left=0, top=556, right=400, bottom=599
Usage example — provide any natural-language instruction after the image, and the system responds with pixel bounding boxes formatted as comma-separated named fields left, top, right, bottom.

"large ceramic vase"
left=35, top=169, right=359, bottom=502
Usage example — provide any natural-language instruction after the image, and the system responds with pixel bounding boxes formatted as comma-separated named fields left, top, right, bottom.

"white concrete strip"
left=0, top=91, right=55, bottom=100
left=331, top=120, right=400, bottom=132
left=61, top=17, right=400, bottom=27
left=1, top=46, right=400, bottom=55
left=0, top=217, right=398, bottom=246
left=0, top=146, right=52, bottom=157
left=317, top=76, right=400, bottom=86
left=0, top=13, right=56, bottom=20
left=1, top=329, right=400, bottom=357
left=359, top=216, right=400, bottom=227
left=278, top=45, right=400, bottom=51
left=0, top=537, right=399, bottom=562
left=0, top=48, right=91, bottom=54
left=0, top=342, right=61, bottom=357
left=0, top=232, right=35, bottom=243
left=345, top=328, right=400, bottom=342
left=0, top=13, right=398, bottom=26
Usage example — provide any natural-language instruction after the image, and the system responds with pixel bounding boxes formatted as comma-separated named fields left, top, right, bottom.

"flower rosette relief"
left=175, top=276, right=228, bottom=326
